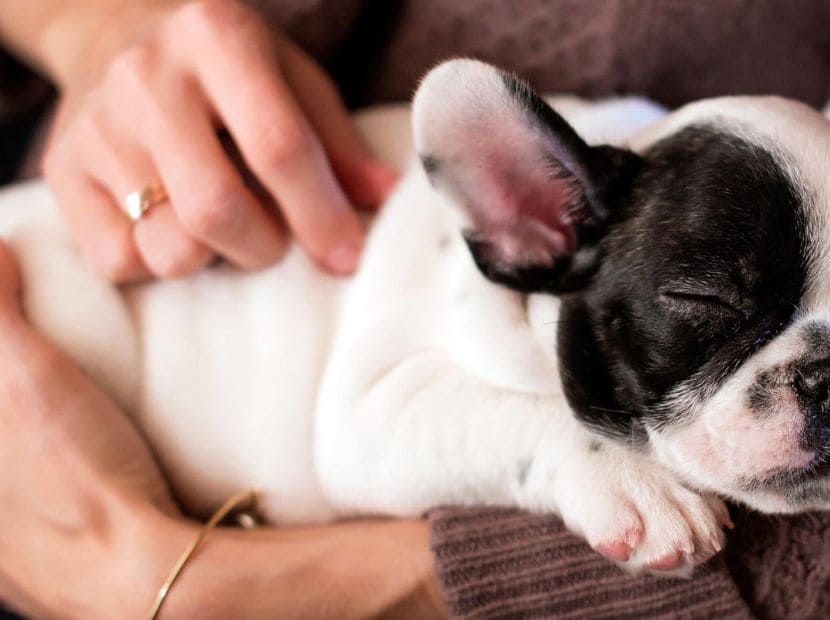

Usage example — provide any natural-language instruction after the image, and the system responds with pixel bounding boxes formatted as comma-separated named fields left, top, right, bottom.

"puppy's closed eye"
left=658, top=289, right=746, bottom=326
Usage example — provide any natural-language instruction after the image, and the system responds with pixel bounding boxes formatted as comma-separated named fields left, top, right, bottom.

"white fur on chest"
left=0, top=97, right=665, bottom=524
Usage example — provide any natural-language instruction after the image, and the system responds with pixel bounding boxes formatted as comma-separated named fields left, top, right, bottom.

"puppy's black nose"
left=794, top=360, right=830, bottom=413
left=794, top=360, right=830, bottom=452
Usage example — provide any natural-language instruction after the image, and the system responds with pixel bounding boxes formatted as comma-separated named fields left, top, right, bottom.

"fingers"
left=188, top=10, right=368, bottom=274
left=43, top=100, right=148, bottom=283
left=87, top=128, right=217, bottom=280
left=44, top=152, right=149, bottom=283
left=278, top=39, right=399, bottom=208
left=147, top=89, right=289, bottom=270
left=132, top=205, right=215, bottom=279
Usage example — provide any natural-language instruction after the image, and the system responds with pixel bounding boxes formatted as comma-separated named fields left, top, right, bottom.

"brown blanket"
left=430, top=506, right=830, bottom=619
left=6, top=1, right=830, bottom=617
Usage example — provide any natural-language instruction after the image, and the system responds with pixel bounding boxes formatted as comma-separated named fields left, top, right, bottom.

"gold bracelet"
left=148, top=489, right=259, bottom=620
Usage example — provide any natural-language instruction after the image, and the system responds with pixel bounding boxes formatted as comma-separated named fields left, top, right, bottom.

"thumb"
left=278, top=38, right=399, bottom=209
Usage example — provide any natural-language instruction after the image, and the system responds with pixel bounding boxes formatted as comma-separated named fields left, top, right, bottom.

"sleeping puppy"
left=3, top=59, right=828, bottom=576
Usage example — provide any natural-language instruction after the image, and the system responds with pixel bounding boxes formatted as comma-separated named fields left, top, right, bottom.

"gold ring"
left=123, top=182, right=167, bottom=222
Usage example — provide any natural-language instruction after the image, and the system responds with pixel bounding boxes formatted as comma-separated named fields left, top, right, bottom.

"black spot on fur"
left=420, top=154, right=440, bottom=176
left=515, top=457, right=533, bottom=487
left=588, top=439, right=603, bottom=453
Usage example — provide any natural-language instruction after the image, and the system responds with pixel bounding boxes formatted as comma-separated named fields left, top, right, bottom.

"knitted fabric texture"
left=431, top=506, right=830, bottom=619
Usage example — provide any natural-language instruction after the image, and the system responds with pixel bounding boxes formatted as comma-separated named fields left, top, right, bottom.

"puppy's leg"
left=316, top=349, right=727, bottom=575
left=316, top=348, right=569, bottom=514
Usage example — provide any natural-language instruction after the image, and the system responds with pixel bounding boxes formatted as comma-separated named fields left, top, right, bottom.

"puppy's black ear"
left=413, top=59, right=640, bottom=294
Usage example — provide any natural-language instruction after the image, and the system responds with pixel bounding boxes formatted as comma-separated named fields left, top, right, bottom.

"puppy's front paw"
left=589, top=487, right=729, bottom=576
left=547, top=454, right=732, bottom=576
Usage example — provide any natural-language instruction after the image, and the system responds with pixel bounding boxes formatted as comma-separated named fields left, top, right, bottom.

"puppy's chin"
left=727, top=461, right=830, bottom=513
left=724, top=480, right=830, bottom=513
left=643, top=401, right=830, bottom=513
left=647, top=430, right=830, bottom=513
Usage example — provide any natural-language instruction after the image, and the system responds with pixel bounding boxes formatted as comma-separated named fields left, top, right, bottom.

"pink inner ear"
left=464, top=148, right=581, bottom=270
left=416, top=65, right=587, bottom=272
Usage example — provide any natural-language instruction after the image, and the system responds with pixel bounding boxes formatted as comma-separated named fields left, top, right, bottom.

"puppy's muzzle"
left=793, top=358, right=830, bottom=452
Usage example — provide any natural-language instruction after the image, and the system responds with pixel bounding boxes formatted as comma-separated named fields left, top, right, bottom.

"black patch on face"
left=558, top=125, right=809, bottom=440
left=588, top=439, right=603, bottom=453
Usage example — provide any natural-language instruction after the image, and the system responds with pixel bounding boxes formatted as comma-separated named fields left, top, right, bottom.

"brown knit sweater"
left=5, top=2, right=830, bottom=618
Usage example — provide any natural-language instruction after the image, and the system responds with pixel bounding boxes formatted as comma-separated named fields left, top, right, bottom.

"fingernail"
left=327, top=240, right=362, bottom=274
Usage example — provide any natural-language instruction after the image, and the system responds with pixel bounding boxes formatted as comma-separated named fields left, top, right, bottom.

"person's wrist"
left=0, top=490, right=190, bottom=620
left=44, top=496, right=196, bottom=620
left=35, top=0, right=184, bottom=89
left=148, top=517, right=445, bottom=620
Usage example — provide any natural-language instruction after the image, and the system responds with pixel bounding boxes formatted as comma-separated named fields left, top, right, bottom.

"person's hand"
left=0, top=240, right=183, bottom=618
left=40, top=0, right=398, bottom=282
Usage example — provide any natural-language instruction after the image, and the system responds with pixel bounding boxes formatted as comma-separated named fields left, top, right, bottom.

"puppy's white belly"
left=129, top=252, right=343, bottom=523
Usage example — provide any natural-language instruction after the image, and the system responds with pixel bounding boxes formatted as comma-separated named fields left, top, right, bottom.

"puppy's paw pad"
left=594, top=526, right=643, bottom=561
left=645, top=550, right=688, bottom=571
left=595, top=541, right=632, bottom=562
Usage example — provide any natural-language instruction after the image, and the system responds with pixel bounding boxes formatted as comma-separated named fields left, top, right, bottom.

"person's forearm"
left=133, top=505, right=444, bottom=620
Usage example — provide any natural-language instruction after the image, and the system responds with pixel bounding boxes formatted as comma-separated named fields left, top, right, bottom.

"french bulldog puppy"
left=3, top=59, right=828, bottom=575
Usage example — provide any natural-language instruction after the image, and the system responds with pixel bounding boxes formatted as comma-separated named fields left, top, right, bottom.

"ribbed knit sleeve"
left=429, top=507, right=752, bottom=619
